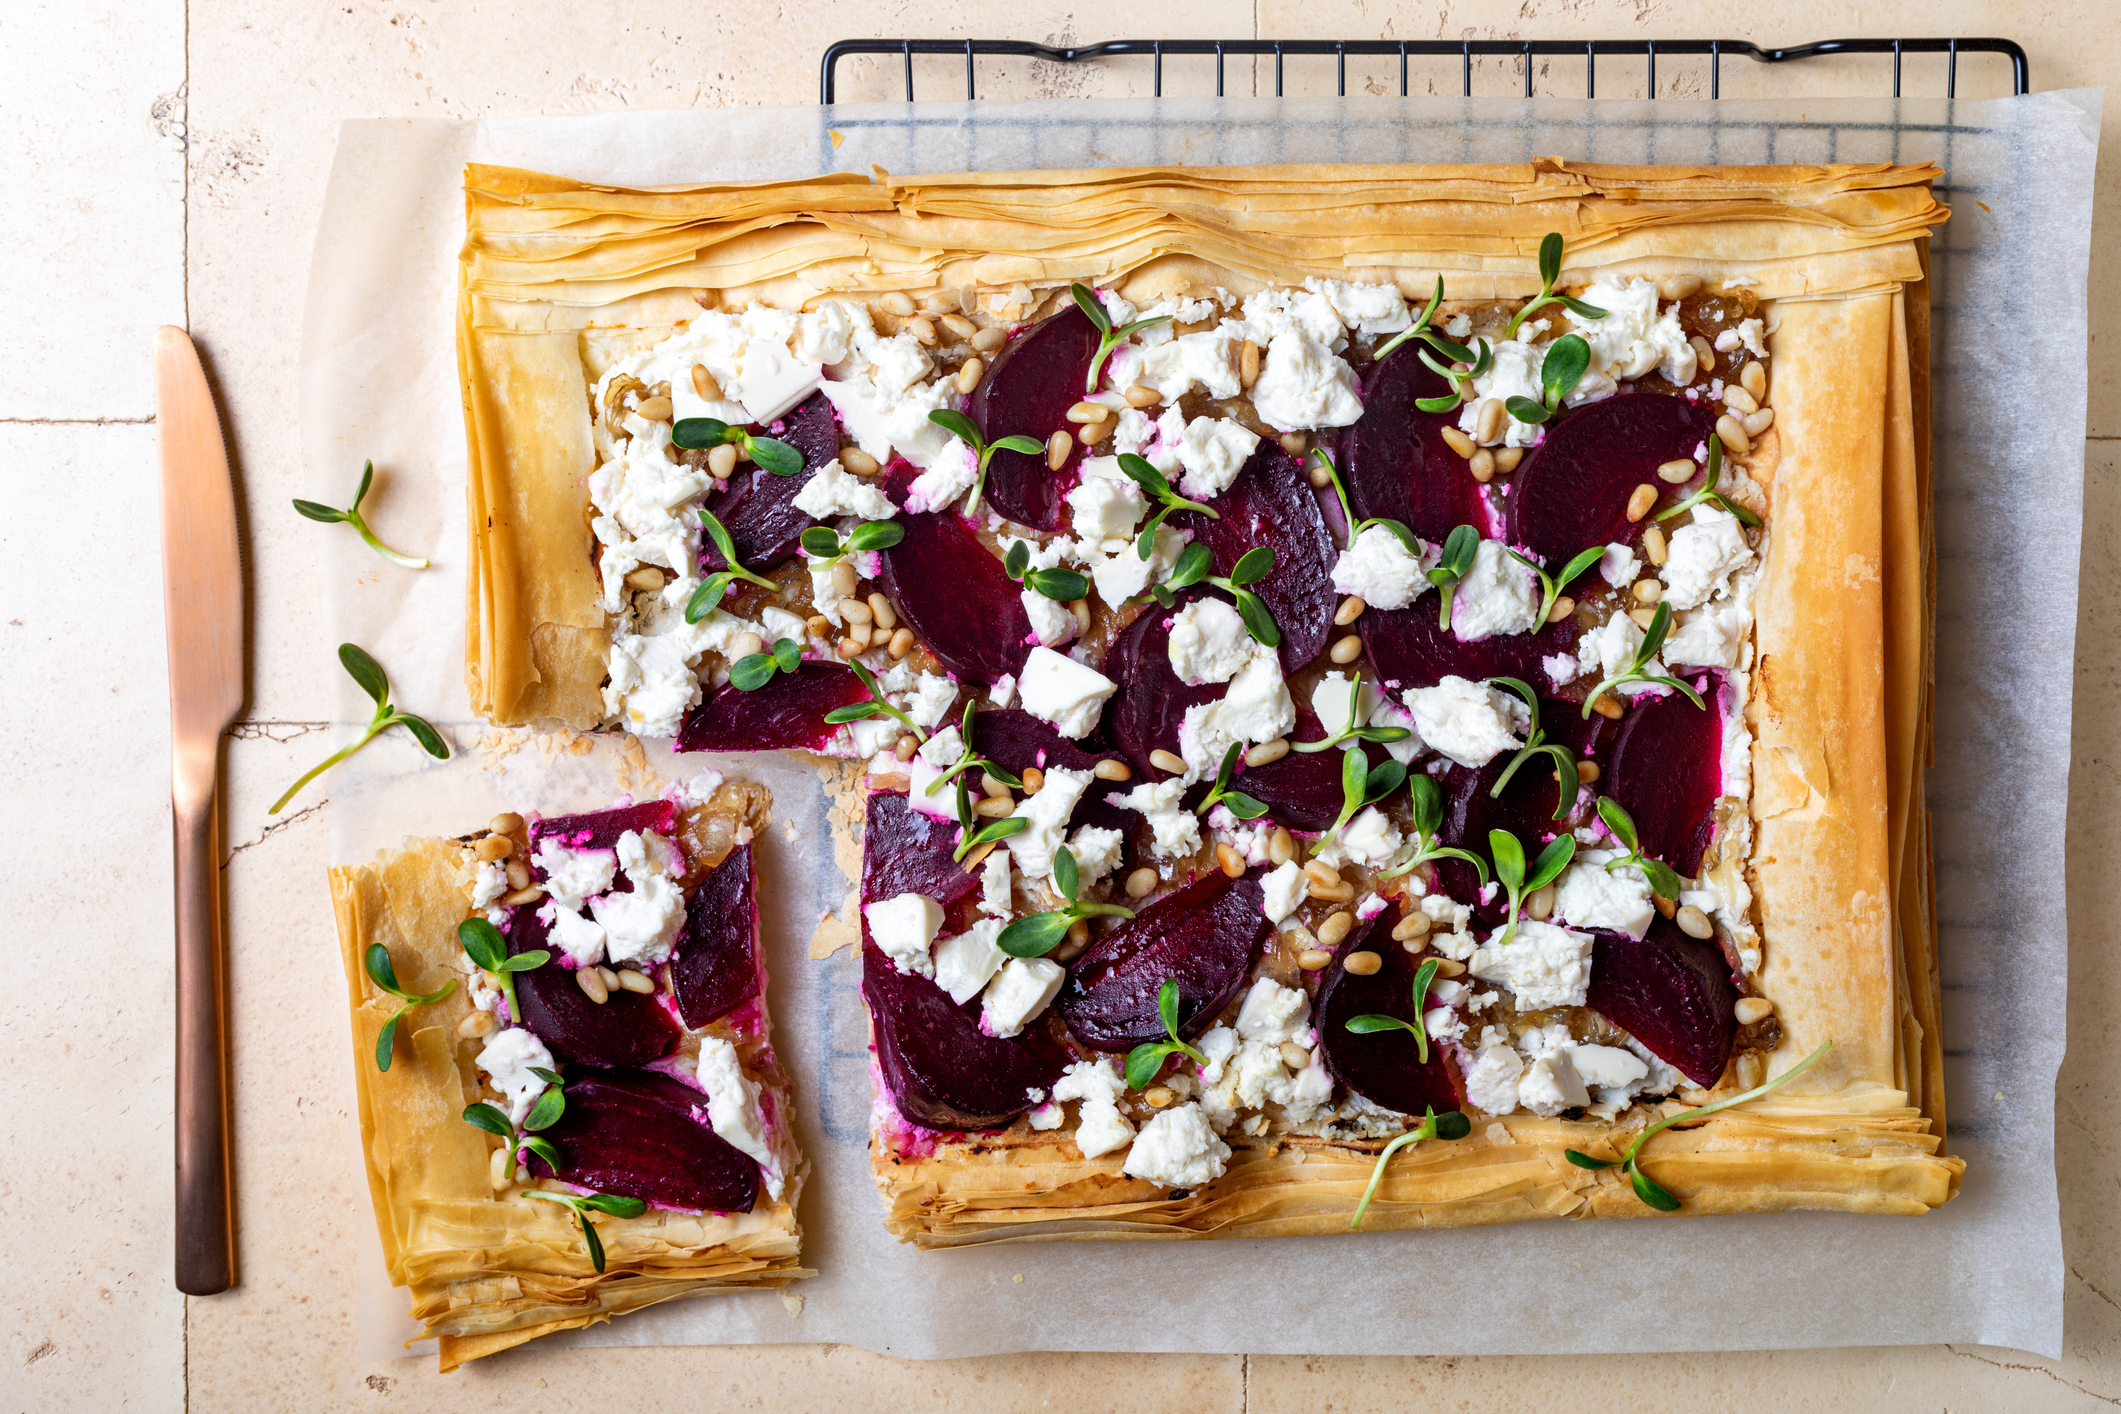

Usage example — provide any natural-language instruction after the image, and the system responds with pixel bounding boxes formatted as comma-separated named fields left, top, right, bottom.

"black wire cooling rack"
left=820, top=37, right=2029, bottom=105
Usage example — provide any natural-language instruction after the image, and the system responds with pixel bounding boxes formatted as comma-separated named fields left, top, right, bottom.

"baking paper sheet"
left=303, top=89, right=2099, bottom=1361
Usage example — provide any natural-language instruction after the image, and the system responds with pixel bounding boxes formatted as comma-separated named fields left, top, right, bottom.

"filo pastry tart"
left=331, top=773, right=806, bottom=1368
left=457, top=159, right=1958, bottom=1241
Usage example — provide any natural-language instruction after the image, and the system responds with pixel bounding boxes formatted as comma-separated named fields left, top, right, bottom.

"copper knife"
left=156, top=326, right=244, bottom=1295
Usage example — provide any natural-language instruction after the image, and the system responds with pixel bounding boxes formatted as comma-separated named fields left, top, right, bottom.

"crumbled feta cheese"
left=1177, top=644, right=1295, bottom=780
left=692, top=1035, right=785, bottom=1197
left=983, top=957, right=1064, bottom=1037
left=1663, top=575, right=1754, bottom=669
left=1450, top=539, right=1541, bottom=641
left=1517, top=1051, right=1591, bottom=1116
left=1368, top=695, right=1423, bottom=765
left=1461, top=339, right=1545, bottom=448
left=1017, top=646, right=1117, bottom=740
left=1066, top=474, right=1147, bottom=540
left=1174, top=416, right=1261, bottom=501
left=1566, top=1042, right=1651, bottom=1113
left=1132, top=328, right=1244, bottom=401
left=1236, top=286, right=1347, bottom=351
left=1310, top=671, right=1381, bottom=740
left=931, top=918, right=1008, bottom=1005
left=864, top=892, right=943, bottom=978
left=1234, top=977, right=1310, bottom=1044
left=1552, top=848, right=1655, bottom=939
left=545, top=905, right=606, bottom=968
left=1167, top=597, right=1253, bottom=686
left=471, top=860, right=508, bottom=914
left=1111, top=778, right=1202, bottom=860
left=1005, top=765, right=1092, bottom=883
left=1566, top=278, right=1698, bottom=385
left=1250, top=327, right=1363, bottom=430
left=589, top=829, right=688, bottom=967
left=980, top=849, right=1014, bottom=919
left=1599, top=542, right=1641, bottom=588
left=1575, top=611, right=1669, bottom=692
left=1089, top=522, right=1187, bottom=605
left=1303, top=277, right=1413, bottom=337
left=1053, top=1059, right=1135, bottom=1158
left=1660, top=503, right=1754, bottom=610
left=1331, top=524, right=1429, bottom=611
left=791, top=460, right=897, bottom=521
left=1339, top=806, right=1402, bottom=867
left=1405, top=675, right=1529, bottom=767
left=902, top=437, right=977, bottom=513
left=1067, top=826, right=1125, bottom=885
left=1122, top=1102, right=1232, bottom=1187
left=1260, top=860, right=1307, bottom=924
left=1469, top=919, right=1596, bottom=1009
left=819, top=320, right=955, bottom=467
left=989, top=674, right=1015, bottom=709
left=1022, top=588, right=1079, bottom=648
left=534, top=837, right=618, bottom=913
left=477, top=1027, right=557, bottom=1125
left=1461, top=1037, right=1523, bottom=1116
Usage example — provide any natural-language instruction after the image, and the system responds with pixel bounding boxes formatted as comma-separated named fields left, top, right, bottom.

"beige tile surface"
left=8, top=0, right=2116, bottom=1408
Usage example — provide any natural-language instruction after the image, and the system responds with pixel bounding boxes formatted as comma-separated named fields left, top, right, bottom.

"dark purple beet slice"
left=676, top=662, right=869, bottom=753
left=863, top=941, right=1066, bottom=1130
left=1357, top=598, right=1580, bottom=692
left=876, top=466, right=1033, bottom=686
left=860, top=790, right=981, bottom=912
left=1341, top=342, right=1496, bottom=542
left=1170, top=442, right=1337, bottom=674
left=968, top=708, right=1132, bottom=835
left=698, top=390, right=836, bottom=572
left=1235, top=710, right=1384, bottom=832
left=526, top=1068, right=758, bottom=1213
left=530, top=801, right=680, bottom=854
left=669, top=843, right=760, bottom=1028
left=1056, top=871, right=1267, bottom=1052
left=1316, top=912, right=1463, bottom=1116
left=967, top=305, right=1100, bottom=530
left=1432, top=696, right=1604, bottom=920
left=1586, top=917, right=1739, bottom=1087
left=506, top=905, right=682, bottom=1068
left=1603, top=675, right=1724, bottom=878
left=1504, top=391, right=1720, bottom=564
left=1104, top=591, right=1225, bottom=782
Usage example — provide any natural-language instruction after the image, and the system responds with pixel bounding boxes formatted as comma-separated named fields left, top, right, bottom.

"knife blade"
left=156, top=326, right=244, bottom=1296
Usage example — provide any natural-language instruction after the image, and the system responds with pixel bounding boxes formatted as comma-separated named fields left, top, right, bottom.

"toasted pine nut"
left=1474, top=398, right=1507, bottom=445
left=475, top=834, right=514, bottom=862
left=503, top=886, right=543, bottom=907
left=972, top=325, right=1007, bottom=353
left=1658, top=273, right=1703, bottom=301
left=974, top=797, right=1014, bottom=819
left=1716, top=414, right=1751, bottom=456
left=1046, top=430, right=1073, bottom=471
left=458, top=1009, right=497, bottom=1039
left=836, top=636, right=866, bottom=659
left=1329, top=636, right=1363, bottom=665
left=1576, top=760, right=1601, bottom=785
left=1590, top=694, right=1625, bottom=720
left=840, top=598, right=873, bottom=626
left=1240, top=339, right=1261, bottom=388
left=1469, top=448, right=1496, bottom=483
left=1267, top=827, right=1295, bottom=866
left=597, top=965, right=620, bottom=991
left=1689, top=334, right=1717, bottom=373
left=729, top=631, right=765, bottom=661
left=1126, top=867, right=1159, bottom=899
left=1658, top=458, right=1696, bottom=484
left=1547, top=596, right=1574, bottom=624
left=807, top=614, right=832, bottom=638
left=1625, top=483, right=1658, bottom=523
left=1094, top=758, right=1133, bottom=782
left=1655, top=893, right=1677, bottom=919
left=982, top=773, right=1014, bottom=800
left=1632, top=579, right=1663, bottom=606
left=1441, top=426, right=1477, bottom=459
left=1021, top=767, right=1045, bottom=795
left=1150, top=748, right=1188, bottom=776
left=1342, top=950, right=1382, bottom=976
left=489, top=812, right=524, bottom=836
left=1722, top=385, right=1758, bottom=416
left=888, top=627, right=915, bottom=659
left=1334, top=596, right=1366, bottom=626
left=1304, top=860, right=1341, bottom=887
left=1144, top=1085, right=1176, bottom=1108
left=1317, top=911, right=1354, bottom=946
left=1298, top=949, right=1334, bottom=971
left=1741, top=360, right=1768, bottom=401
left=1124, top=384, right=1161, bottom=408
left=1069, top=598, right=1091, bottom=637
left=1735, top=997, right=1775, bottom=1025
left=616, top=968, right=655, bottom=994
left=1736, top=1051, right=1766, bottom=1090
left=506, top=859, right=531, bottom=891
left=1743, top=408, right=1775, bottom=438
left=880, top=291, right=914, bottom=316
left=1216, top=843, right=1245, bottom=879
left=1308, top=460, right=1333, bottom=489
left=1066, top=401, right=1110, bottom=424
left=1280, top=1041, right=1312, bottom=1071
left=624, top=566, right=667, bottom=593
left=831, top=561, right=859, bottom=597
left=940, top=313, right=977, bottom=341
left=1675, top=904, right=1714, bottom=939
left=1628, top=607, right=1657, bottom=629
left=690, top=364, right=723, bottom=402
left=577, top=967, right=610, bottom=1004
left=1643, top=525, right=1668, bottom=567
left=1063, top=919, right=1091, bottom=951
left=1494, top=446, right=1524, bottom=473
left=894, top=735, right=918, bottom=762
left=868, top=593, right=897, bottom=630
left=708, top=444, right=739, bottom=479
left=1429, top=956, right=1467, bottom=977
left=1279, top=432, right=1308, bottom=458
left=1079, top=416, right=1113, bottom=445
left=1526, top=884, right=1555, bottom=922
left=841, top=446, right=881, bottom=476
left=907, top=317, right=938, bottom=346
left=1245, top=738, right=1291, bottom=768
left=635, top=395, right=673, bottom=422
left=1391, top=912, right=1431, bottom=942
left=490, top=1145, right=514, bottom=1191
left=1286, top=925, right=1319, bottom=950
left=959, top=840, right=999, bottom=870
left=1309, top=880, right=1355, bottom=904
left=956, top=359, right=983, bottom=395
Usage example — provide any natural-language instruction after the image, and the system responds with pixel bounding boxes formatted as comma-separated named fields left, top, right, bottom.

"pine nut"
left=940, top=313, right=977, bottom=341
left=1643, top=525, right=1668, bottom=567
left=1655, top=893, right=1676, bottom=919
left=1126, top=867, right=1159, bottom=898
left=960, top=840, right=999, bottom=870
left=868, top=593, right=897, bottom=630
left=1526, top=884, right=1555, bottom=922
left=841, top=446, right=880, bottom=476
left=888, top=627, right=915, bottom=659
left=1429, top=956, right=1467, bottom=977
left=1329, top=636, right=1363, bottom=665
left=1474, top=398, right=1507, bottom=445
left=1124, top=384, right=1161, bottom=408
left=1240, top=340, right=1261, bottom=388
left=1590, top=694, right=1625, bottom=720
left=836, top=636, right=866, bottom=659
left=625, top=566, right=667, bottom=593
left=880, top=291, right=915, bottom=316
left=1494, top=446, right=1524, bottom=473
left=616, top=968, right=655, bottom=994
left=1066, top=401, right=1109, bottom=424
left=1716, top=415, right=1751, bottom=456
left=1441, top=426, right=1477, bottom=459
left=1069, top=599, right=1091, bottom=637
left=1735, top=997, right=1775, bottom=1025
left=1741, top=361, right=1768, bottom=401
left=1094, top=758, right=1133, bottom=781
left=1333, top=596, right=1366, bottom=627
left=1246, top=738, right=1291, bottom=768
left=1391, top=912, right=1431, bottom=942
left=1658, top=273, right=1703, bottom=301
left=982, top=774, right=1014, bottom=799
left=974, top=797, right=1013, bottom=819
left=1735, top=1051, right=1766, bottom=1090
left=475, top=834, right=515, bottom=861
left=894, top=735, right=918, bottom=761
left=1625, top=484, right=1657, bottom=523
left=1216, top=843, right=1245, bottom=879
left=577, top=967, right=610, bottom=1004
left=729, top=631, right=764, bottom=660
left=831, top=561, right=859, bottom=597
left=1658, top=458, right=1696, bottom=484
left=908, top=318, right=939, bottom=347
left=1676, top=904, right=1714, bottom=939
left=1628, top=607, right=1657, bottom=629
left=807, top=614, right=832, bottom=637
left=503, top=886, right=543, bottom=907
left=1576, top=760, right=1601, bottom=785
left=490, top=1145, right=514, bottom=1191
left=1280, top=1042, right=1312, bottom=1071
left=1469, top=448, right=1496, bottom=483
left=1632, top=579, right=1663, bottom=606
left=1279, top=432, right=1308, bottom=458
left=1689, top=334, right=1717, bottom=373
left=1317, top=911, right=1354, bottom=946
left=1722, top=385, right=1759, bottom=415
left=506, top=859, right=531, bottom=891
left=708, top=444, right=739, bottom=478
left=1267, top=827, right=1295, bottom=866
left=841, top=598, right=873, bottom=625
left=1547, top=596, right=1574, bottom=624
left=972, top=326, right=1006, bottom=353
left=489, top=812, right=524, bottom=836
left=1046, top=430, right=1073, bottom=471
left=1144, top=1085, right=1176, bottom=1108
left=597, top=965, right=620, bottom=991
left=1079, top=417, right=1113, bottom=445
left=1305, top=860, right=1341, bottom=887
left=1308, top=461, right=1333, bottom=489
left=458, top=1009, right=497, bottom=1039
left=1021, top=767, right=1045, bottom=794
left=1286, top=925, right=1320, bottom=950
left=691, top=364, right=723, bottom=403
left=956, top=359, right=983, bottom=395
left=1298, top=949, right=1333, bottom=971
left=1309, top=880, right=1355, bottom=904
left=1342, top=950, right=1382, bottom=976
left=1064, top=919, right=1091, bottom=952
left=635, top=395, right=673, bottom=422
left=1150, top=748, right=1188, bottom=776
left=1743, top=408, right=1775, bottom=438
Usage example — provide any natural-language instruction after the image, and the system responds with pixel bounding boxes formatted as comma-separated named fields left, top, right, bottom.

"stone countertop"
left=6, top=1, right=2117, bottom=1408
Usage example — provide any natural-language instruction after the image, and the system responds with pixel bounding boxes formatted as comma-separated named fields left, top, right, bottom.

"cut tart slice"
left=330, top=773, right=806, bottom=1369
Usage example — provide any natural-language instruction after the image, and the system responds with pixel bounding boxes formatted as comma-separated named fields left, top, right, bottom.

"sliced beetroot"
left=876, top=466, right=1032, bottom=686
left=525, top=1068, right=758, bottom=1213
left=698, top=390, right=836, bottom=572
left=1056, top=871, right=1267, bottom=1052
left=1431, top=696, right=1605, bottom=918
left=1603, top=676, right=1723, bottom=878
left=1341, top=342, right=1495, bottom=542
left=669, top=843, right=760, bottom=1028
left=1236, top=710, right=1383, bottom=832
left=676, top=662, right=869, bottom=753
left=1505, top=391, right=1720, bottom=564
left=507, top=904, right=682, bottom=1068
left=863, top=941, right=1066, bottom=1130
left=1316, top=912, right=1463, bottom=1116
left=1586, top=917, right=1739, bottom=1087
left=1104, top=591, right=1225, bottom=781
left=530, top=801, right=680, bottom=855
left=1357, top=598, right=1580, bottom=692
left=967, top=305, right=1100, bottom=530
left=968, top=708, right=1132, bottom=836
left=860, top=790, right=981, bottom=912
left=1170, top=442, right=1337, bottom=674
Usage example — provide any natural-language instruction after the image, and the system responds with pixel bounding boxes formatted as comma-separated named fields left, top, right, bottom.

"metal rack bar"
left=820, top=36, right=2029, bottom=105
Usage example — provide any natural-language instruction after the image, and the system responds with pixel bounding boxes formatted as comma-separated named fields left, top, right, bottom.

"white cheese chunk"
left=1122, top=1102, right=1232, bottom=1187
left=1461, top=339, right=1545, bottom=448
left=533, top=837, right=619, bottom=913
left=1022, top=588, right=1079, bottom=648
left=1566, top=277, right=1698, bottom=386
left=979, top=848, right=1014, bottom=919
left=1450, top=538, right=1541, bottom=642
left=1310, top=670, right=1382, bottom=740
left=931, top=918, right=1009, bottom=1005
left=902, top=437, right=978, bottom=513
left=1517, top=1052, right=1591, bottom=1116
left=1551, top=848, right=1655, bottom=939
left=1006, top=765, right=1092, bottom=882
left=1176, top=644, right=1295, bottom=781
left=477, top=1027, right=557, bottom=1125
left=1250, top=327, right=1363, bottom=431
left=1405, top=675, right=1529, bottom=768
left=1469, top=919, right=1596, bottom=1009
left=692, top=1035, right=786, bottom=1197
left=1174, top=415, right=1261, bottom=501
left=1089, top=522, right=1187, bottom=606
left=1331, top=524, right=1429, bottom=611
left=1067, top=825, right=1125, bottom=885
left=1663, top=576, right=1754, bottom=669
left=1111, top=778, right=1202, bottom=860
left=1018, top=646, right=1117, bottom=740
left=1260, top=860, right=1308, bottom=924
left=1339, top=806, right=1402, bottom=867
left=791, top=460, right=897, bottom=521
left=982, top=957, right=1064, bottom=1038
left=1461, top=1036, right=1524, bottom=1116
left=864, top=892, right=943, bottom=978
left=1659, top=503, right=1755, bottom=610
left=1167, top=597, right=1253, bottom=686
left=1066, top=474, right=1147, bottom=540
left=1599, top=542, right=1642, bottom=588
left=1053, top=1059, right=1135, bottom=1158
left=588, top=829, right=688, bottom=967
left=1234, top=977, right=1311, bottom=1044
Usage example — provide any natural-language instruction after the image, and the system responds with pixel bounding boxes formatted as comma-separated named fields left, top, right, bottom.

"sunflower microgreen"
left=461, top=1067, right=567, bottom=1184
left=1503, top=232, right=1610, bottom=341
left=1193, top=741, right=1269, bottom=819
left=798, top=519, right=907, bottom=571
left=1487, top=827, right=1577, bottom=947
left=271, top=644, right=450, bottom=814
left=922, top=699, right=1023, bottom=800
left=363, top=943, right=458, bottom=1072
left=1378, top=775, right=1492, bottom=883
left=1347, top=1104, right=1476, bottom=1228
left=1594, top=797, right=1685, bottom=901
left=954, top=814, right=1030, bottom=863
left=1579, top=603, right=1707, bottom=719
left=1071, top=283, right=1173, bottom=393
left=1002, top=539, right=1091, bottom=602
left=1304, top=446, right=1359, bottom=539
left=1161, top=540, right=1281, bottom=647
left=670, top=416, right=803, bottom=477
left=1323, top=746, right=1409, bottom=844
left=523, top=1189, right=649, bottom=1274
left=728, top=636, right=804, bottom=692
left=1486, top=678, right=1580, bottom=822
left=1565, top=1039, right=1835, bottom=1212
left=1118, top=452, right=1221, bottom=560
left=1123, top=979, right=1211, bottom=1089
left=456, top=917, right=549, bottom=1025
left=1503, top=544, right=1605, bottom=629
left=1344, top=957, right=1445, bottom=1063
left=684, top=509, right=783, bottom=623
left=926, top=409, right=1045, bottom=516
left=1367, top=276, right=1497, bottom=414
left=1501, top=331, right=1594, bottom=427
left=994, top=845, right=1137, bottom=959
left=822, top=658, right=927, bottom=741
left=1426, top=525, right=1481, bottom=632
left=1654, top=432, right=1762, bottom=528
left=292, top=460, right=428, bottom=568
left=1291, top=671, right=1413, bottom=755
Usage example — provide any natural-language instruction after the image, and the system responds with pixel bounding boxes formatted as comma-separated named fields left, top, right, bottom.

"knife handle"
left=174, top=755, right=236, bottom=1296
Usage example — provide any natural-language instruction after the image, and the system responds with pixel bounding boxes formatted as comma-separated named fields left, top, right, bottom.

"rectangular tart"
left=330, top=773, right=806, bottom=1367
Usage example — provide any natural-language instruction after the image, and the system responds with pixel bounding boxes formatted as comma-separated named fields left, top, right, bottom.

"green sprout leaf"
left=1594, top=797, right=1686, bottom=901
left=1071, top=282, right=1172, bottom=393
left=1503, top=544, right=1605, bottom=633
left=671, top=417, right=804, bottom=477
left=1123, top=978, right=1210, bottom=1089
left=1289, top=671, right=1413, bottom=756
left=523, top=1189, right=643, bottom=1274
left=1365, top=276, right=1495, bottom=414
left=1379, top=774, right=1494, bottom=884
left=953, top=814, right=1030, bottom=863
left=363, top=942, right=458, bottom=1072
left=1654, top=432, right=1763, bottom=528
left=1343, top=958, right=1444, bottom=1065
left=995, top=845, right=1134, bottom=957
left=1486, top=827, right=1577, bottom=946
left=455, top=917, right=543, bottom=1022
left=1486, top=677, right=1581, bottom=823
left=1581, top=602, right=1708, bottom=719
left=685, top=509, right=783, bottom=624
left=271, top=645, right=451, bottom=814
left=1348, top=1104, right=1476, bottom=1229
left=291, top=460, right=429, bottom=568
left=823, top=659, right=925, bottom=740
left=461, top=1102, right=513, bottom=1139
left=1426, top=525, right=1481, bottom=632
left=1119, top=452, right=1220, bottom=561
left=928, top=409, right=1044, bottom=515
left=729, top=637, right=805, bottom=693
left=1502, top=232, right=1609, bottom=341
left=1195, top=741, right=1271, bottom=819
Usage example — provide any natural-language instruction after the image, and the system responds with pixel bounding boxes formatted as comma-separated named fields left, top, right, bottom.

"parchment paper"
left=303, top=90, right=2100, bottom=1362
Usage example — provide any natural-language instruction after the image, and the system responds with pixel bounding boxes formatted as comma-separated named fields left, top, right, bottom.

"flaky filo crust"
left=329, top=783, right=807, bottom=1370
